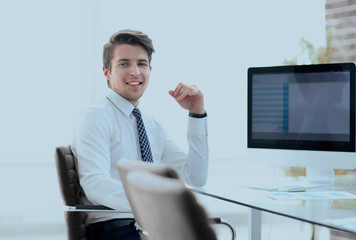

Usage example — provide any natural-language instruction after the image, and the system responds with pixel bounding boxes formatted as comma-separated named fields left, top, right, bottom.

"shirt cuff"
left=188, top=116, right=208, bottom=135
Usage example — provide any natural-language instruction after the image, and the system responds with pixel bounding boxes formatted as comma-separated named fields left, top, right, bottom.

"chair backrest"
left=116, top=158, right=181, bottom=239
left=116, top=158, right=180, bottom=212
left=54, top=145, right=87, bottom=240
left=126, top=169, right=217, bottom=240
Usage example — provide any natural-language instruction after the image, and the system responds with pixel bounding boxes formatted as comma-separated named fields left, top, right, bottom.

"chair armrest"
left=76, top=205, right=113, bottom=210
left=63, top=204, right=131, bottom=213
left=209, top=217, right=237, bottom=240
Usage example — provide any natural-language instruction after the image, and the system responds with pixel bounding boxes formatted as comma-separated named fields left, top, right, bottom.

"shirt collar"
left=106, top=89, right=135, bottom=117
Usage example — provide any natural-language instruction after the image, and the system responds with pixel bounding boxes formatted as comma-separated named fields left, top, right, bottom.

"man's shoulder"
left=83, top=98, right=113, bottom=114
left=80, top=98, right=115, bottom=124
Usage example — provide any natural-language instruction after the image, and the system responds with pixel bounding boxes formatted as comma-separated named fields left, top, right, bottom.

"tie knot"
left=132, top=108, right=141, bottom=119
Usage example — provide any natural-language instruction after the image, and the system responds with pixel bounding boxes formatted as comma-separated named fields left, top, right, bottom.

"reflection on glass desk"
left=194, top=169, right=356, bottom=240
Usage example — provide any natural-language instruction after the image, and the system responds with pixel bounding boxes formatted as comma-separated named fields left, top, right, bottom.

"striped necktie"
left=132, top=108, right=153, bottom=162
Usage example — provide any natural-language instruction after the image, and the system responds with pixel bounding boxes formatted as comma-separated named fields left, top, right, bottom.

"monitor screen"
left=248, top=63, right=356, bottom=152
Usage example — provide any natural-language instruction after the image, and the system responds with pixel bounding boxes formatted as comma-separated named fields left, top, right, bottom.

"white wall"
left=0, top=0, right=326, bottom=163
left=0, top=0, right=326, bottom=235
left=87, top=0, right=326, bottom=160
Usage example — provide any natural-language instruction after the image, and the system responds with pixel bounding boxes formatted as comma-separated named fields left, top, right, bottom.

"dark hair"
left=103, top=29, right=155, bottom=72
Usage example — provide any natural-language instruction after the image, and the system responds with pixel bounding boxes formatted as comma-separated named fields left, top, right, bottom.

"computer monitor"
left=247, top=62, right=356, bottom=187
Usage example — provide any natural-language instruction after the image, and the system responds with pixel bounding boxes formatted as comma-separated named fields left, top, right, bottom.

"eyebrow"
left=116, top=58, right=149, bottom=63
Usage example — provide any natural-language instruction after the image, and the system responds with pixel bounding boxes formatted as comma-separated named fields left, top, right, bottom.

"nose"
left=130, top=65, right=140, bottom=77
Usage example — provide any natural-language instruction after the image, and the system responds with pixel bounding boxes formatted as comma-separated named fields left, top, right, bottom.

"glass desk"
left=194, top=171, right=356, bottom=240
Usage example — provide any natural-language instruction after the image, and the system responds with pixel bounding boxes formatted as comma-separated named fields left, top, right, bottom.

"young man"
left=72, top=29, right=209, bottom=240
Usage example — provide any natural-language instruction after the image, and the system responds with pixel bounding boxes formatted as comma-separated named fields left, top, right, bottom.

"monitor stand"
left=306, top=167, right=335, bottom=188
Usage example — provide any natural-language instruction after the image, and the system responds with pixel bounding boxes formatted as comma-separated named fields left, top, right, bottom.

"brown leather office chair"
left=54, top=146, right=117, bottom=240
left=55, top=146, right=87, bottom=240
left=117, top=158, right=237, bottom=240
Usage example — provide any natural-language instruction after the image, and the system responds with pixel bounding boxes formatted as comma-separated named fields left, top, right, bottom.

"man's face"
left=104, top=44, right=151, bottom=106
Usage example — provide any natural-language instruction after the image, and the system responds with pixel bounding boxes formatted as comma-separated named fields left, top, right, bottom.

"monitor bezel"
left=247, top=62, right=356, bottom=152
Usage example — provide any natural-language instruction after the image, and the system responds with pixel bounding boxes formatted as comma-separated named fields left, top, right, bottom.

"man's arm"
left=163, top=83, right=209, bottom=187
left=72, top=108, right=131, bottom=211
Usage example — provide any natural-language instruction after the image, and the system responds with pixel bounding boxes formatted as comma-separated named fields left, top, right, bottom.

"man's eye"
left=119, top=62, right=128, bottom=67
left=138, top=63, right=148, bottom=67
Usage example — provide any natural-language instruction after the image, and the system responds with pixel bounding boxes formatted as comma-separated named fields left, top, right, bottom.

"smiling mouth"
left=127, top=82, right=142, bottom=85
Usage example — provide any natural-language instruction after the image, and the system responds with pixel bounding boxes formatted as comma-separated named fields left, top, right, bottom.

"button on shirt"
left=71, top=89, right=209, bottom=225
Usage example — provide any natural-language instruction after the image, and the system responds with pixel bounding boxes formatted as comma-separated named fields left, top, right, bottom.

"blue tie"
left=132, top=108, right=153, bottom=162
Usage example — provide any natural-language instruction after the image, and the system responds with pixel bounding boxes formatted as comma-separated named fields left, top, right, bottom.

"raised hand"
left=169, top=83, right=205, bottom=114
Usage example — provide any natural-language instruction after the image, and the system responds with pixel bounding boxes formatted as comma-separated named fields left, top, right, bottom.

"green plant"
left=283, top=30, right=338, bottom=65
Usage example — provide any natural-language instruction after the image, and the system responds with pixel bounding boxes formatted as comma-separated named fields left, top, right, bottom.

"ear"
left=103, top=66, right=110, bottom=80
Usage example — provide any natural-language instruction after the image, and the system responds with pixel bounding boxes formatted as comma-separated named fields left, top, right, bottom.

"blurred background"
left=1, top=0, right=354, bottom=239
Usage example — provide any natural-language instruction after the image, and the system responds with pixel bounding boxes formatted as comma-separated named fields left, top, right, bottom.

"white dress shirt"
left=71, top=89, right=209, bottom=225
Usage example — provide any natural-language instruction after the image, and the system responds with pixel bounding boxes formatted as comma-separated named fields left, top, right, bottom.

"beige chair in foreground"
left=117, top=158, right=183, bottom=240
left=117, top=158, right=237, bottom=240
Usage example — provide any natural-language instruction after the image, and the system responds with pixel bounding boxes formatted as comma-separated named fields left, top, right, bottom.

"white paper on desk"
left=265, top=191, right=356, bottom=201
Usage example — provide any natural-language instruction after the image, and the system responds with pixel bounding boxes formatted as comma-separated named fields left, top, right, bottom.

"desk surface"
left=195, top=162, right=356, bottom=235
